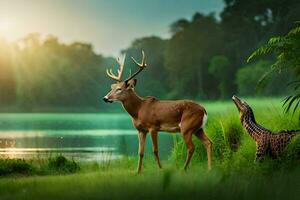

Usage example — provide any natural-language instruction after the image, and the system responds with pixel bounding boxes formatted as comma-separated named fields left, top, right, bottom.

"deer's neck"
left=121, top=90, right=143, bottom=118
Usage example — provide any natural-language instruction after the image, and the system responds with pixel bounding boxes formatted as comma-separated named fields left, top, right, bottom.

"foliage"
left=48, top=155, right=80, bottom=173
left=172, top=97, right=300, bottom=171
left=283, top=135, right=300, bottom=161
left=236, top=60, right=271, bottom=96
left=123, top=36, right=169, bottom=98
left=0, top=155, right=79, bottom=176
left=208, top=56, right=231, bottom=99
left=0, top=158, right=299, bottom=200
left=248, top=23, right=300, bottom=114
left=235, top=60, right=292, bottom=96
left=0, top=159, right=33, bottom=176
left=165, top=13, right=223, bottom=99
left=1, top=0, right=300, bottom=111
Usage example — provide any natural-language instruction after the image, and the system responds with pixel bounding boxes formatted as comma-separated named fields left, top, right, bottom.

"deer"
left=103, top=51, right=212, bottom=174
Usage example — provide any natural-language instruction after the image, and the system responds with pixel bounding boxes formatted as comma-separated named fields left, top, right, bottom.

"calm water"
left=0, top=113, right=175, bottom=162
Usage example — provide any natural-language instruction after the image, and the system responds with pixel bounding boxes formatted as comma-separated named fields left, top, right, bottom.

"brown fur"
left=104, top=81, right=211, bottom=173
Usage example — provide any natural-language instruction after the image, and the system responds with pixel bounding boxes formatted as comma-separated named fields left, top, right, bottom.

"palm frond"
left=283, top=94, right=300, bottom=113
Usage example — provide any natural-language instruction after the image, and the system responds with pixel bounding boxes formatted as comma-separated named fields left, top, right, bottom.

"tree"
left=208, top=56, right=231, bottom=99
left=236, top=60, right=267, bottom=96
left=123, top=36, right=168, bottom=98
left=165, top=13, right=223, bottom=99
left=14, top=34, right=108, bottom=111
left=248, top=23, right=300, bottom=113
left=0, top=38, right=16, bottom=105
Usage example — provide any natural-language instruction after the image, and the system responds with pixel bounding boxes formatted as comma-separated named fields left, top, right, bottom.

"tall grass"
left=171, top=97, right=300, bottom=174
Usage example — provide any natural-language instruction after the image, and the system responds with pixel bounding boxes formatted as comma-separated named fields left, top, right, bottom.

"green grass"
left=172, top=97, right=300, bottom=170
left=0, top=97, right=299, bottom=200
left=0, top=158, right=299, bottom=200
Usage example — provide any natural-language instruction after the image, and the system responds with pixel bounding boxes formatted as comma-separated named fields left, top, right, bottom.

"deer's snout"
left=103, top=96, right=113, bottom=103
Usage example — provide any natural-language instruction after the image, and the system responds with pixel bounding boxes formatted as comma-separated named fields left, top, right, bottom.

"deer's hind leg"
left=181, top=130, right=195, bottom=170
left=195, top=128, right=212, bottom=171
left=180, top=114, right=205, bottom=170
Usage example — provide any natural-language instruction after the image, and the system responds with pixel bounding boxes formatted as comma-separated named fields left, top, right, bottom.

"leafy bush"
left=236, top=60, right=271, bottom=96
left=248, top=24, right=300, bottom=114
left=283, top=135, right=300, bottom=161
left=48, top=155, right=80, bottom=173
left=0, top=159, right=33, bottom=176
left=0, top=155, right=81, bottom=177
left=235, top=60, right=291, bottom=96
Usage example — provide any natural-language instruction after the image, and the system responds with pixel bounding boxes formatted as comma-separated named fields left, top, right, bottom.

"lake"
left=0, top=113, right=175, bottom=162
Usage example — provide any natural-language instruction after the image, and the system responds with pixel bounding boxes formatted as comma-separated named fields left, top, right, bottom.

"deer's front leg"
left=137, top=131, right=147, bottom=174
left=150, top=130, right=162, bottom=169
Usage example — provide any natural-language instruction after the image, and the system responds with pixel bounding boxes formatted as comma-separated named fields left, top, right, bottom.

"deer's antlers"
left=106, top=51, right=147, bottom=82
left=106, top=54, right=126, bottom=82
left=125, top=50, right=147, bottom=82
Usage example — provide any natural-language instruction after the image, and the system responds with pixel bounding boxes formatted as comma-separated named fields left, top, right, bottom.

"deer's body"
left=123, top=93, right=207, bottom=133
left=103, top=52, right=212, bottom=173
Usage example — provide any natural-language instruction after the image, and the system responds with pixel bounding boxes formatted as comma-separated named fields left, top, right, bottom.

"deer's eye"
left=116, top=88, right=122, bottom=92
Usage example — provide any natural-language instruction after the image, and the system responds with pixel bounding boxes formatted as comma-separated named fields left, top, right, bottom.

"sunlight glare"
left=0, top=19, right=15, bottom=38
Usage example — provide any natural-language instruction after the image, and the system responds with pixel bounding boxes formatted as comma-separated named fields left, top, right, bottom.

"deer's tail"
left=201, top=112, right=208, bottom=128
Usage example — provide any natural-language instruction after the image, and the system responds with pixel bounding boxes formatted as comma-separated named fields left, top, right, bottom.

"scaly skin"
left=232, top=95, right=299, bottom=161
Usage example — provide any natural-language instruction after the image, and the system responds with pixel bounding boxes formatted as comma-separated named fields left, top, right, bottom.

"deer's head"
left=103, top=51, right=147, bottom=103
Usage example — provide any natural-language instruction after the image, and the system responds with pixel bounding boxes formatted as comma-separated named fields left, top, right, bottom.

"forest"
left=0, top=0, right=299, bottom=112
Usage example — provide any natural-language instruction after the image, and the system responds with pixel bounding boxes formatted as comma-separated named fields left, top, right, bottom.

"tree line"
left=0, top=0, right=299, bottom=112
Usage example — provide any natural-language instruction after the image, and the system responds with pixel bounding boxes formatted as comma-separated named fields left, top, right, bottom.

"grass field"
left=0, top=158, right=299, bottom=200
left=0, top=97, right=299, bottom=200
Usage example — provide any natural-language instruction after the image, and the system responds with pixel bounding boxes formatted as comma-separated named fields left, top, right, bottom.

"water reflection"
left=0, top=147, right=119, bottom=162
left=0, top=129, right=175, bottom=162
left=0, top=138, right=16, bottom=148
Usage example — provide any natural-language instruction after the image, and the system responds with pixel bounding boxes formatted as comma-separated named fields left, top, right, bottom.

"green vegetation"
left=0, top=99, right=299, bottom=199
left=0, top=155, right=79, bottom=176
left=47, top=155, right=80, bottom=173
left=235, top=60, right=292, bottom=96
left=174, top=98, right=299, bottom=168
left=0, top=159, right=33, bottom=176
left=0, top=158, right=299, bottom=200
left=1, top=0, right=300, bottom=112
left=248, top=23, right=300, bottom=114
left=0, top=163, right=296, bottom=200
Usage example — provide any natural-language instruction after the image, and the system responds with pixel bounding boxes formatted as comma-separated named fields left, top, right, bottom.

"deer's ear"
left=126, top=79, right=137, bottom=89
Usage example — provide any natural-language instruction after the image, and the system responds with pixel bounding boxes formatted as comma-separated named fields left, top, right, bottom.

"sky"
left=0, top=0, right=224, bottom=56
